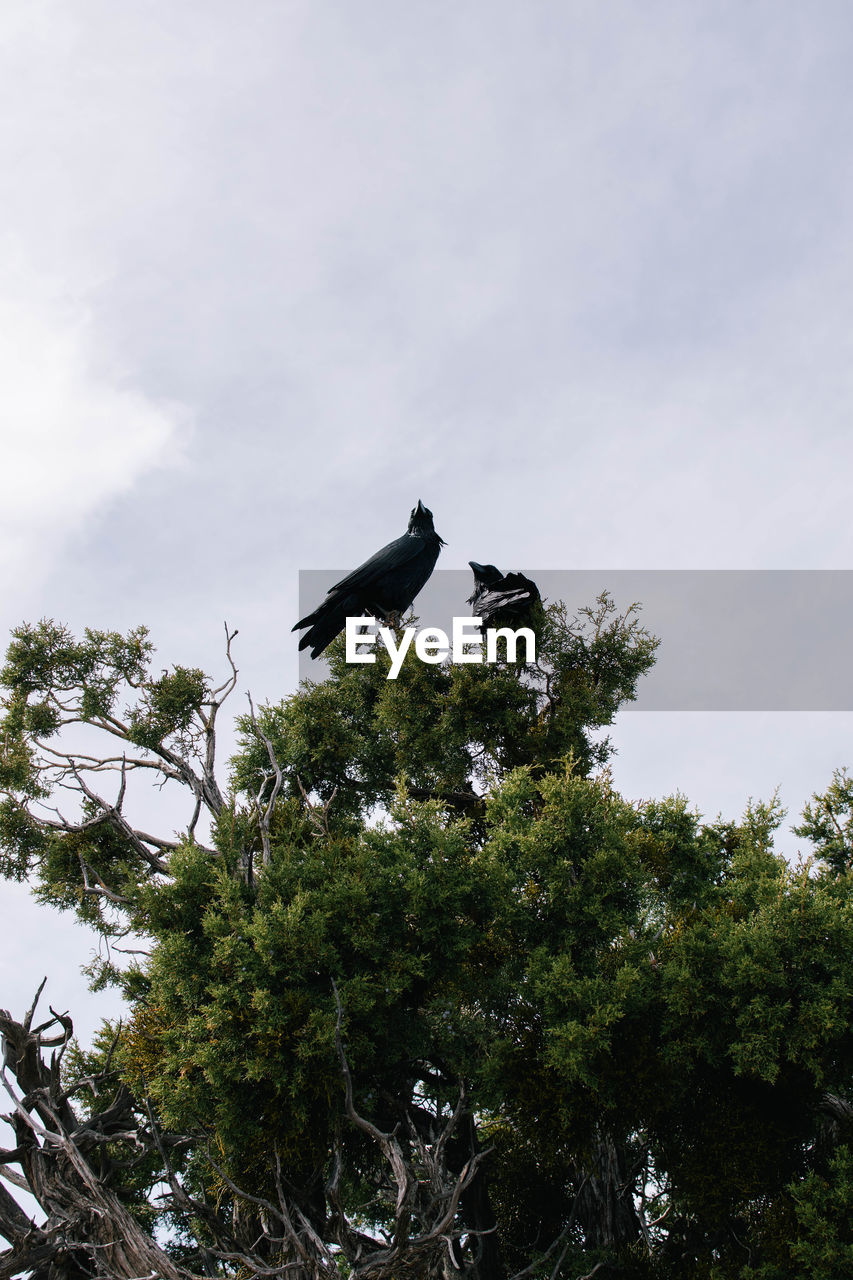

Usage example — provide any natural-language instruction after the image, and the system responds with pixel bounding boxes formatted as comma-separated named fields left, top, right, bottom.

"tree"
left=0, top=597, right=851, bottom=1279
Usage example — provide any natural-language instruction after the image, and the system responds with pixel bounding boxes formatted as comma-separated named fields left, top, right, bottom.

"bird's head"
left=409, top=500, right=445, bottom=543
left=469, top=561, right=503, bottom=587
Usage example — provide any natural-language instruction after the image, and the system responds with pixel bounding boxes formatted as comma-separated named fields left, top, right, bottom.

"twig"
left=246, top=693, right=284, bottom=867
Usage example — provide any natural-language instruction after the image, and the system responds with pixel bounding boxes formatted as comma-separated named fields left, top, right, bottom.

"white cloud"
left=0, top=243, right=188, bottom=591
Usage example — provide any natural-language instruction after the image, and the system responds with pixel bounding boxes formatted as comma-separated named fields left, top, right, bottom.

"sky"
left=2, top=0, right=853, bottom=1054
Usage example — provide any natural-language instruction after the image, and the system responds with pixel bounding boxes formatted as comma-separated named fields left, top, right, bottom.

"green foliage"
left=0, top=619, right=222, bottom=929
left=231, top=593, right=658, bottom=823
left=1, top=618, right=152, bottom=719
left=788, top=1145, right=853, bottom=1277
left=0, top=796, right=48, bottom=878
left=794, top=767, right=853, bottom=875
left=126, top=665, right=210, bottom=751
left=3, top=598, right=853, bottom=1276
left=130, top=759, right=853, bottom=1274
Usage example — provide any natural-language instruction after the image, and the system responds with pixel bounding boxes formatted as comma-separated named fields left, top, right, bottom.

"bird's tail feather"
left=295, top=593, right=361, bottom=659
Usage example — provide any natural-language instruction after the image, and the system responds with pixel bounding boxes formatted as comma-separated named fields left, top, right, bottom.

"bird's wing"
left=326, top=533, right=427, bottom=596
left=502, top=572, right=540, bottom=596
left=477, top=587, right=533, bottom=613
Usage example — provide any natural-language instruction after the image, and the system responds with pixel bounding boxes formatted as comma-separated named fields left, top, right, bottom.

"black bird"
left=467, top=562, right=541, bottom=626
left=293, top=501, right=446, bottom=658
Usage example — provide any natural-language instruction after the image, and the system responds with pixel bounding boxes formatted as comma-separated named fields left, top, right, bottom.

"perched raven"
left=467, top=562, right=541, bottom=626
left=293, top=501, right=445, bottom=658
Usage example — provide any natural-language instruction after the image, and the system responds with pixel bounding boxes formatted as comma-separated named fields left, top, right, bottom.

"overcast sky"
left=3, top=0, right=853, bottom=1046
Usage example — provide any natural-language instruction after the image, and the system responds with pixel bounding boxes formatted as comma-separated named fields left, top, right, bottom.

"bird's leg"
left=374, top=605, right=402, bottom=631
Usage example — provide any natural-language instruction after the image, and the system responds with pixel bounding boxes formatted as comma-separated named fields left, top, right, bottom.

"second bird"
left=467, top=562, right=541, bottom=627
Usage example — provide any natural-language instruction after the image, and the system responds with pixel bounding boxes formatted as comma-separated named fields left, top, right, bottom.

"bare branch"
left=0, top=1176, right=34, bottom=1245
left=70, top=762, right=170, bottom=875
left=574, top=1264, right=606, bottom=1280
left=0, top=994, right=189, bottom=1279
left=22, top=979, right=47, bottom=1037
left=0, top=1164, right=29, bottom=1193
left=211, top=622, right=240, bottom=701
left=296, top=777, right=338, bottom=839
left=246, top=693, right=285, bottom=868
left=332, top=980, right=492, bottom=1276
left=79, top=853, right=131, bottom=906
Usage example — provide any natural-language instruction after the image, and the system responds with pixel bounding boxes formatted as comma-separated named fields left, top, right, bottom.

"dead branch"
left=246, top=693, right=285, bottom=868
left=0, top=987, right=189, bottom=1280
left=574, top=1264, right=606, bottom=1280
left=296, top=777, right=338, bottom=839
left=332, top=981, right=491, bottom=1279
left=79, top=852, right=131, bottom=906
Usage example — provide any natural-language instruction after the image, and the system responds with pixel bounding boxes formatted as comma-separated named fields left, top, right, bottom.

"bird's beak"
left=416, top=499, right=427, bottom=515
left=469, top=561, right=488, bottom=575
